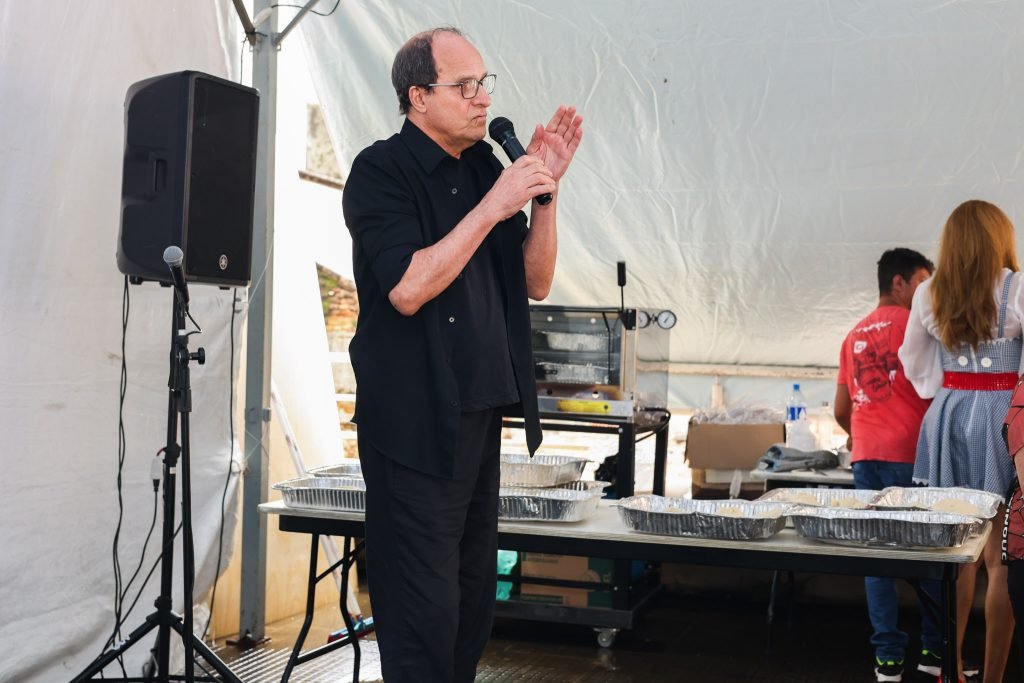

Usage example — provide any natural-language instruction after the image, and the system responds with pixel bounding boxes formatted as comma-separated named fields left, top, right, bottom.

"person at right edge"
left=900, top=199, right=1021, bottom=683
left=835, top=247, right=938, bottom=683
left=1001, top=375, right=1024, bottom=681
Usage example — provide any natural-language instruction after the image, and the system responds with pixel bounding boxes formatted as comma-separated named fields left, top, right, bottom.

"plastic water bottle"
left=786, top=383, right=807, bottom=421
left=815, top=401, right=838, bottom=450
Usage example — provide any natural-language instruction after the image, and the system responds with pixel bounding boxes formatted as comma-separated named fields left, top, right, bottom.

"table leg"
left=281, top=532, right=320, bottom=683
left=617, top=424, right=636, bottom=498
left=339, top=536, right=361, bottom=683
left=652, top=424, right=668, bottom=496
left=941, top=565, right=959, bottom=683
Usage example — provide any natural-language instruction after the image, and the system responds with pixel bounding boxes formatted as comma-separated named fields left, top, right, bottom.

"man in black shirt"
left=341, top=26, right=583, bottom=683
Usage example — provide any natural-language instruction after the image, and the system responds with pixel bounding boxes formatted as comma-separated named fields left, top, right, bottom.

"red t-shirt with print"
left=1003, top=378, right=1024, bottom=562
left=837, top=305, right=931, bottom=463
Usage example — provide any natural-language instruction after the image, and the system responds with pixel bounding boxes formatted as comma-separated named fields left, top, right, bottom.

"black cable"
left=635, top=409, right=672, bottom=444
left=185, top=307, right=203, bottom=334
left=102, top=483, right=159, bottom=652
left=115, top=522, right=184, bottom=635
left=202, top=290, right=240, bottom=641
left=271, top=0, right=342, bottom=17
left=105, top=276, right=130, bottom=661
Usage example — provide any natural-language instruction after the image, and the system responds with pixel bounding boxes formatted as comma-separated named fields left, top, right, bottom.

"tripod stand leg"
left=70, top=611, right=160, bottom=683
left=166, top=619, right=243, bottom=683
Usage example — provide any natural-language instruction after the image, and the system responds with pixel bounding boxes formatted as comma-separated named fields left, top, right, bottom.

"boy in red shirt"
left=835, top=248, right=935, bottom=682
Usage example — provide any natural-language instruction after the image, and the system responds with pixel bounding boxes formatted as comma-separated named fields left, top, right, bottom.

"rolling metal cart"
left=497, top=304, right=673, bottom=646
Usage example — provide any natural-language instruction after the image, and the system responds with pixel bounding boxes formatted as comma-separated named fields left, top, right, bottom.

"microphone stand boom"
left=71, top=288, right=241, bottom=683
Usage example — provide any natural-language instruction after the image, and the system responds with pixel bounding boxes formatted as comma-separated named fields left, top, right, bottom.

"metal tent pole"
left=231, top=0, right=323, bottom=646
left=236, top=0, right=277, bottom=644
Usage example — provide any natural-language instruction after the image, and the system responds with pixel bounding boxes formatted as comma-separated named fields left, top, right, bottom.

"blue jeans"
left=852, top=460, right=943, bottom=661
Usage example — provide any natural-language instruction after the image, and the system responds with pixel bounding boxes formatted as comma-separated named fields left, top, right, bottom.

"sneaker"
left=962, top=659, right=980, bottom=681
left=917, top=649, right=942, bottom=677
left=875, top=656, right=904, bottom=682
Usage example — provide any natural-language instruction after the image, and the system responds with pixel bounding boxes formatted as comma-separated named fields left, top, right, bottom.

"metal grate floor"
left=217, top=640, right=383, bottom=683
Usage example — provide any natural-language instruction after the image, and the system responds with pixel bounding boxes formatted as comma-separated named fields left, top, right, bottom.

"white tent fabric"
left=0, top=3, right=245, bottom=681
left=5, top=0, right=1024, bottom=679
left=299, top=0, right=1024, bottom=384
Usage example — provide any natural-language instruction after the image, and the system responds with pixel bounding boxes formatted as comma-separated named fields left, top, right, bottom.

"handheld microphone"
left=162, top=245, right=190, bottom=309
left=488, top=117, right=553, bottom=205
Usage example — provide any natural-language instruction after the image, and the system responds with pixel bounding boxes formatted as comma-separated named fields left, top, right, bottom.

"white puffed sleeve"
left=1006, top=271, right=1024, bottom=374
left=898, top=280, right=943, bottom=399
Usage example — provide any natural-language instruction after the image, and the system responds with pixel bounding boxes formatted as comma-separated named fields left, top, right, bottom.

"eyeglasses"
left=424, top=73, right=497, bottom=99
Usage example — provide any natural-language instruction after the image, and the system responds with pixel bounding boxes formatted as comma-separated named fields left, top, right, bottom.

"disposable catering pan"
left=757, top=487, right=878, bottom=509
left=306, top=462, right=363, bottom=478
left=870, top=486, right=1003, bottom=519
left=540, top=330, right=608, bottom=352
left=616, top=495, right=789, bottom=540
left=273, top=476, right=366, bottom=512
left=498, top=481, right=606, bottom=522
left=787, top=505, right=983, bottom=548
left=500, top=453, right=589, bottom=487
left=535, top=361, right=609, bottom=385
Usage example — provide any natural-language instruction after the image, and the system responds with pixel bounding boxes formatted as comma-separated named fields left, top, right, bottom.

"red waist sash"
left=942, top=371, right=1019, bottom=391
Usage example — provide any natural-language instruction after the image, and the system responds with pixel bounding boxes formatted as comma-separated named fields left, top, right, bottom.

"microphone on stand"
left=488, top=117, right=553, bottom=205
left=163, top=245, right=190, bottom=309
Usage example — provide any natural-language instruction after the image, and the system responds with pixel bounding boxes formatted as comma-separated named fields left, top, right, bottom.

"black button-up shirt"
left=342, top=119, right=542, bottom=478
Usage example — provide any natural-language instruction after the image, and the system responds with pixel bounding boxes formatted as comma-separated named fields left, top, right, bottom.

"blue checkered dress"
left=913, top=273, right=1020, bottom=496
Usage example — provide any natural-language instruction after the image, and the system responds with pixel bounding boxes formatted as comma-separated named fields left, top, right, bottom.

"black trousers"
left=358, top=409, right=501, bottom=683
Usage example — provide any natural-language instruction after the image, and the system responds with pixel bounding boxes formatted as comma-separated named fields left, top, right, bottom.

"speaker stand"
left=71, top=293, right=241, bottom=683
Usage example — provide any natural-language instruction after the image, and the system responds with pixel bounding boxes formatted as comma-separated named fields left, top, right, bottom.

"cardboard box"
left=519, top=553, right=613, bottom=608
left=684, top=420, right=785, bottom=470
left=517, top=583, right=613, bottom=608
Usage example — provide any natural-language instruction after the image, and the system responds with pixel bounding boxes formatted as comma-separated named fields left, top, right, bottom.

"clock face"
left=636, top=310, right=652, bottom=329
left=655, top=310, right=677, bottom=329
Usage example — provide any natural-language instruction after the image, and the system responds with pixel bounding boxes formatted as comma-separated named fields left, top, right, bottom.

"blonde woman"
left=899, top=199, right=1019, bottom=683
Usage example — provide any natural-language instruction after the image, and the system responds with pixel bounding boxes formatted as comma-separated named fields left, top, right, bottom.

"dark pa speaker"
left=117, top=70, right=259, bottom=287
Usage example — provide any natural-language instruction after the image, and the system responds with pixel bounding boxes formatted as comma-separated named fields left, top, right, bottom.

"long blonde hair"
left=931, top=199, right=1019, bottom=349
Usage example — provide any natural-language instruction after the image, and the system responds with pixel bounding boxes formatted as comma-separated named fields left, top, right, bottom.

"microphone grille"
left=163, top=245, right=184, bottom=267
left=488, top=116, right=514, bottom=141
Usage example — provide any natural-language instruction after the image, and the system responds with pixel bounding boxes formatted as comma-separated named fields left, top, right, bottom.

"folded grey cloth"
left=756, top=444, right=839, bottom=472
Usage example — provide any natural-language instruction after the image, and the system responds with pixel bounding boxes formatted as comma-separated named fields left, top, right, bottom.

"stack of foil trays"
left=616, top=495, right=790, bottom=540
left=499, top=453, right=605, bottom=522
left=273, top=474, right=366, bottom=512
left=307, top=462, right=363, bottom=478
left=765, top=486, right=997, bottom=548
left=614, top=487, right=995, bottom=548
left=786, top=506, right=983, bottom=548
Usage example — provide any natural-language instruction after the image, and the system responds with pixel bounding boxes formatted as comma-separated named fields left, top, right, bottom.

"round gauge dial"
left=655, top=310, right=677, bottom=329
left=636, top=310, right=651, bottom=329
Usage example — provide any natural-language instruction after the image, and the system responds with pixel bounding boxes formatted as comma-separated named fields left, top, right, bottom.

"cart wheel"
left=595, top=628, right=618, bottom=648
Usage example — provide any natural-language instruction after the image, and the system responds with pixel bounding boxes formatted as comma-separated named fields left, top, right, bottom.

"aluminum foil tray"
left=498, top=484, right=603, bottom=522
left=541, top=330, right=608, bottom=352
left=616, top=495, right=789, bottom=540
left=273, top=476, right=366, bottom=512
left=555, top=480, right=610, bottom=494
left=536, top=361, right=609, bottom=385
left=757, top=488, right=878, bottom=509
left=500, top=453, right=589, bottom=487
left=788, top=505, right=983, bottom=548
left=306, top=462, right=363, bottom=478
left=871, top=487, right=1003, bottom=519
